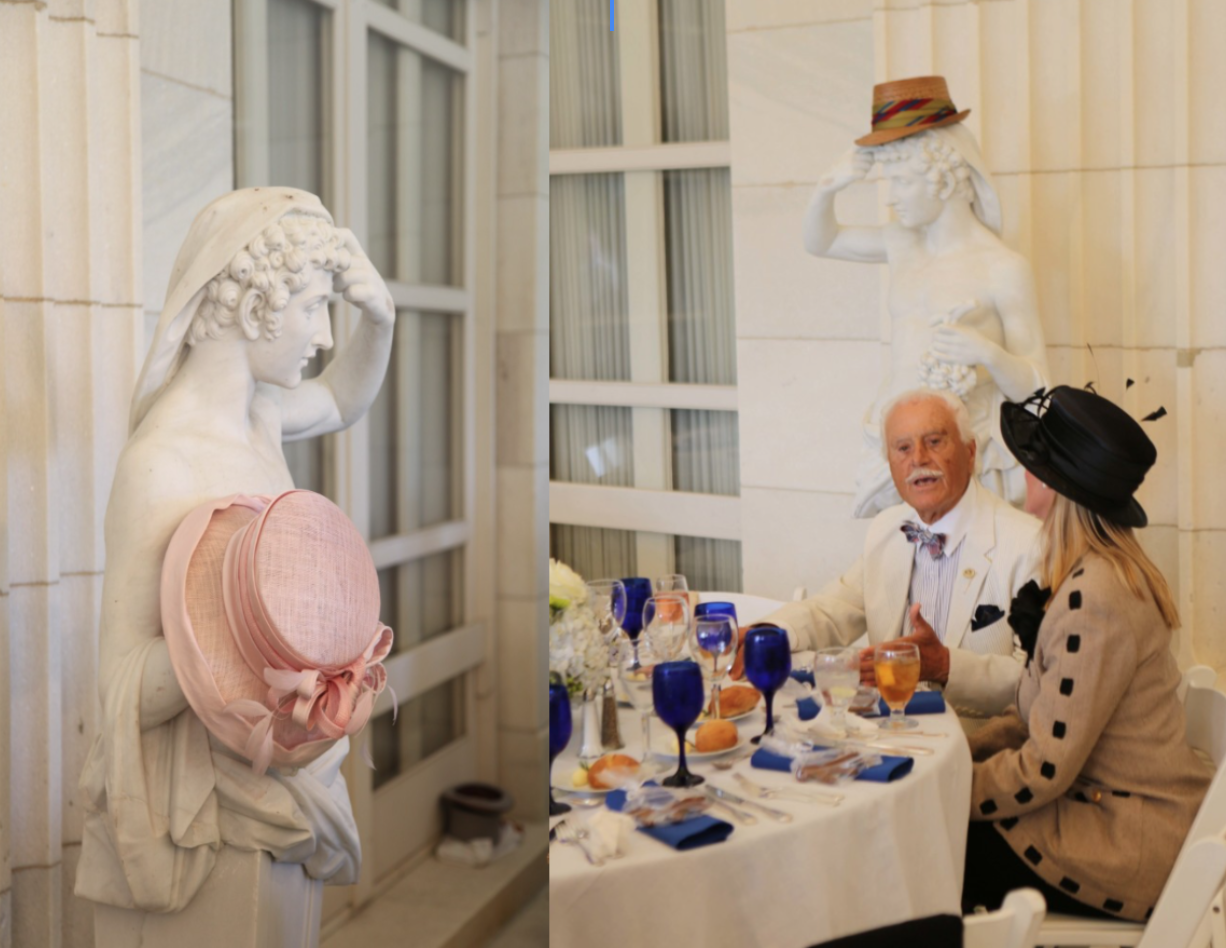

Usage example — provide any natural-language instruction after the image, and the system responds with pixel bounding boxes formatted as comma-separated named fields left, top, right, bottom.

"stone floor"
left=481, top=887, right=547, bottom=948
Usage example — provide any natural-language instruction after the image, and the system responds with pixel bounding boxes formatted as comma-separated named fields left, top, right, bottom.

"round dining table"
left=549, top=684, right=973, bottom=948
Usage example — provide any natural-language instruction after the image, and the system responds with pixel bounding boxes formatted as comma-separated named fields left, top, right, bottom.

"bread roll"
left=719, top=686, right=761, bottom=717
left=695, top=719, right=738, bottom=753
left=587, top=753, right=640, bottom=790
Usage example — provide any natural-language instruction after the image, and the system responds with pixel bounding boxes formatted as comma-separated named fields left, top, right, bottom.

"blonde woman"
left=951, top=386, right=1210, bottom=920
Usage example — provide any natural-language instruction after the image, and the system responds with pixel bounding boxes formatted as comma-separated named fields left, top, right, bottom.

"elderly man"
left=741, top=389, right=1041, bottom=720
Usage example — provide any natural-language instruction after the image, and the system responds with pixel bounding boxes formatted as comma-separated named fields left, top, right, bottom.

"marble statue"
left=804, top=119, right=1050, bottom=517
left=75, top=188, right=394, bottom=942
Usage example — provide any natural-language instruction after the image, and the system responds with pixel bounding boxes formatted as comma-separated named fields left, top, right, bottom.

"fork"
left=733, top=771, right=842, bottom=806
left=554, top=820, right=605, bottom=866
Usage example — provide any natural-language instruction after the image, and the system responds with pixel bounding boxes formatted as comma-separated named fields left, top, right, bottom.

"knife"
left=702, top=788, right=758, bottom=825
left=707, top=784, right=794, bottom=822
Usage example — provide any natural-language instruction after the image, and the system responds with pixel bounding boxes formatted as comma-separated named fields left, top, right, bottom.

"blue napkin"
left=790, top=669, right=815, bottom=687
left=796, top=696, right=820, bottom=720
left=877, top=691, right=945, bottom=716
left=605, top=787, right=734, bottom=850
left=750, top=747, right=914, bottom=783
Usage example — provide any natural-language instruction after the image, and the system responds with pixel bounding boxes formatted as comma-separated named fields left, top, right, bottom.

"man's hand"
left=333, top=229, right=394, bottom=327
left=896, top=603, right=951, bottom=685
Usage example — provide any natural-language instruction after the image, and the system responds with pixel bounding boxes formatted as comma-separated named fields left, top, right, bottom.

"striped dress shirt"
left=904, top=485, right=976, bottom=641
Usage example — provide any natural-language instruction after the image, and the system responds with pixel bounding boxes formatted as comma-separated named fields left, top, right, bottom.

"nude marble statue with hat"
left=803, top=75, right=1051, bottom=518
left=75, top=187, right=395, bottom=946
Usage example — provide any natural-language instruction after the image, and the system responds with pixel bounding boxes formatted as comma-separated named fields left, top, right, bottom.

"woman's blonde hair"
left=1042, top=493, right=1179, bottom=629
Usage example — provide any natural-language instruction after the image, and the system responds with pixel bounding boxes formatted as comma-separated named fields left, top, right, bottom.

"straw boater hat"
left=162, top=490, right=393, bottom=775
left=855, top=75, right=971, bottom=146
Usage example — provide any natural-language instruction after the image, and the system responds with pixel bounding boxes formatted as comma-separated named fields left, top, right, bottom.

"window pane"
left=379, top=549, right=463, bottom=654
left=369, top=0, right=465, bottom=43
left=370, top=311, right=458, bottom=540
left=659, top=0, right=729, bottom=143
left=267, top=0, right=329, bottom=196
left=550, top=3, right=621, bottom=148
left=549, top=174, right=629, bottom=381
left=664, top=168, right=735, bottom=384
left=371, top=677, right=462, bottom=790
left=671, top=409, right=739, bottom=496
left=368, top=29, right=462, bottom=286
left=549, top=525, right=742, bottom=592
left=549, top=405, right=633, bottom=487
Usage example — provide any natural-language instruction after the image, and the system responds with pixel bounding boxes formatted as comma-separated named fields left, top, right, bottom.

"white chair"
left=1036, top=682, right=1226, bottom=948
left=1181, top=664, right=1218, bottom=703
left=964, top=888, right=1046, bottom=948
left=696, top=591, right=786, bottom=627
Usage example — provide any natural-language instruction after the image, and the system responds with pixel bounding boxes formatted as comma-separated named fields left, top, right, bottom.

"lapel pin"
left=963, top=568, right=976, bottom=579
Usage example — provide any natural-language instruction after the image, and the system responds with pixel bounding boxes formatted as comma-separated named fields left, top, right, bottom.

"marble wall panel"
left=1026, top=0, right=1082, bottom=173
left=726, top=19, right=872, bottom=187
left=1190, top=166, right=1226, bottom=349
left=52, top=306, right=98, bottom=575
left=976, top=0, right=1030, bottom=174
left=1192, top=348, right=1226, bottom=530
left=498, top=729, right=548, bottom=823
left=1078, top=0, right=1130, bottom=172
left=495, top=194, right=548, bottom=333
left=1026, top=171, right=1080, bottom=349
left=58, top=575, right=100, bottom=846
left=731, top=184, right=880, bottom=341
left=11, top=866, right=60, bottom=948
left=140, top=72, right=233, bottom=328
left=500, top=0, right=548, bottom=58
left=496, top=464, right=548, bottom=598
left=1192, top=530, right=1226, bottom=673
left=139, top=0, right=231, bottom=96
left=1190, top=0, right=1226, bottom=165
left=1129, top=347, right=1180, bottom=529
left=1078, top=171, right=1125, bottom=349
left=740, top=486, right=871, bottom=601
left=495, top=330, right=547, bottom=467
left=0, top=6, right=46, bottom=301
left=495, top=598, right=548, bottom=731
left=60, top=844, right=90, bottom=948
left=736, top=339, right=881, bottom=494
left=1133, top=167, right=1180, bottom=350
left=725, top=0, right=872, bottom=33
left=1133, top=0, right=1185, bottom=170
left=497, top=54, right=548, bottom=199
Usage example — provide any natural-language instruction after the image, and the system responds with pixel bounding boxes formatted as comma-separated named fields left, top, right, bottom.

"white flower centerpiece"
left=549, top=559, right=612, bottom=761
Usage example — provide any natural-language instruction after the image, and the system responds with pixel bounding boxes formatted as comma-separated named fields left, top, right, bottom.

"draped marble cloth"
left=76, top=188, right=362, bottom=912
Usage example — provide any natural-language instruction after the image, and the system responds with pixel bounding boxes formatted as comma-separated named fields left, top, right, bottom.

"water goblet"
left=691, top=614, right=738, bottom=719
left=694, top=601, right=738, bottom=625
left=652, top=661, right=706, bottom=788
left=654, top=574, right=688, bottom=594
left=742, top=626, right=792, bottom=744
left=620, top=577, right=654, bottom=666
left=617, top=634, right=659, bottom=764
left=812, top=647, right=860, bottom=735
left=549, top=678, right=573, bottom=816
left=586, top=579, right=628, bottom=642
left=643, top=592, right=692, bottom=661
left=874, top=641, right=921, bottom=731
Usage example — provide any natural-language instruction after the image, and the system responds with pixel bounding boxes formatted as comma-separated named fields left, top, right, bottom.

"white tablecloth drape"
left=549, top=699, right=972, bottom=948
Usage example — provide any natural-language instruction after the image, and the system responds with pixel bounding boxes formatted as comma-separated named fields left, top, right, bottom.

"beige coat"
left=969, top=552, right=1211, bottom=921
left=761, top=480, right=1041, bottom=717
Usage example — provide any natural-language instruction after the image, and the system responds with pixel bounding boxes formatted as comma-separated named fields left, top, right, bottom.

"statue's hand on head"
left=333, top=229, right=395, bottom=327
left=819, top=146, right=874, bottom=192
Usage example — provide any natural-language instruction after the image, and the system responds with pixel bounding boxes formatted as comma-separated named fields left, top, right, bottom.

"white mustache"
left=907, top=468, right=944, bottom=485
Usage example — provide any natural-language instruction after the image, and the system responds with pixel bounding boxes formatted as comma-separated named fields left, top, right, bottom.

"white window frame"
left=547, top=0, right=740, bottom=578
left=234, top=0, right=492, bottom=924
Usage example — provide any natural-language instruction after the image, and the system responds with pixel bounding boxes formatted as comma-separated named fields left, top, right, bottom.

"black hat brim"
left=1000, top=400, right=1148, bottom=528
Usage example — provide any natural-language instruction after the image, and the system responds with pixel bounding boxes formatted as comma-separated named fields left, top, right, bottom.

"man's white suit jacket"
left=762, top=480, right=1042, bottom=718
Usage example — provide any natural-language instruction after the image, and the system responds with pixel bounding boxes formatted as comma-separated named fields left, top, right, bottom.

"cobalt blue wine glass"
left=742, top=626, right=792, bottom=744
left=695, top=601, right=738, bottom=625
left=549, top=678, right=573, bottom=816
left=653, top=661, right=706, bottom=788
left=620, top=577, right=654, bottom=666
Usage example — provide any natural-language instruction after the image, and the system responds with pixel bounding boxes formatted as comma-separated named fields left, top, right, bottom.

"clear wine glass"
left=812, top=647, right=860, bottom=735
left=743, top=626, right=792, bottom=744
left=617, top=634, right=659, bottom=765
left=874, top=640, right=921, bottom=731
left=549, top=677, right=573, bottom=816
left=642, top=592, right=692, bottom=661
left=652, top=660, right=706, bottom=788
left=691, top=614, right=738, bottom=719
left=654, top=574, right=688, bottom=594
left=619, top=577, right=654, bottom=666
left=586, top=579, right=628, bottom=670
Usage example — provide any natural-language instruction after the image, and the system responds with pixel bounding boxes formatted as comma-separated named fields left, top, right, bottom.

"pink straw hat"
left=162, top=490, right=393, bottom=774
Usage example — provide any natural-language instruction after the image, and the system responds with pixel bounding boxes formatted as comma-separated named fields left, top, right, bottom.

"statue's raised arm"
left=805, top=77, right=1050, bottom=516
left=79, top=188, right=394, bottom=926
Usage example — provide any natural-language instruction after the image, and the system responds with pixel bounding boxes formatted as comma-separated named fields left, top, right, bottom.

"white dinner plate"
left=653, top=731, right=748, bottom=762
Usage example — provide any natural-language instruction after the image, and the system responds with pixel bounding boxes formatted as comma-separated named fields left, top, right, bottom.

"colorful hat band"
left=871, top=97, right=959, bottom=132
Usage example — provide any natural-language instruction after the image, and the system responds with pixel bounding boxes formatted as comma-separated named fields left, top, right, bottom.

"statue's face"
left=884, top=161, right=945, bottom=228
left=885, top=398, right=976, bottom=523
left=248, top=268, right=334, bottom=388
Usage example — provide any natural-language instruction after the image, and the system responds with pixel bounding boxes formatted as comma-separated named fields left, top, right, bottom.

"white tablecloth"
left=549, top=695, right=972, bottom=948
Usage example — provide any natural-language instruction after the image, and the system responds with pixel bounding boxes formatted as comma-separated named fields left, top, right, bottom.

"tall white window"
left=549, top=0, right=742, bottom=590
left=235, top=0, right=486, bottom=923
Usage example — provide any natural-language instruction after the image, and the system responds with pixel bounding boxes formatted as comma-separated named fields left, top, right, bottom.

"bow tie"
left=901, top=521, right=946, bottom=558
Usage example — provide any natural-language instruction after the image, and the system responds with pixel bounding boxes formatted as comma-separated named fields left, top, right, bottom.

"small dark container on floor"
left=440, top=783, right=514, bottom=843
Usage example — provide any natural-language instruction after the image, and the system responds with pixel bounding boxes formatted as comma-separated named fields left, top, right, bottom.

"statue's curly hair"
left=874, top=130, right=974, bottom=204
left=187, top=212, right=351, bottom=346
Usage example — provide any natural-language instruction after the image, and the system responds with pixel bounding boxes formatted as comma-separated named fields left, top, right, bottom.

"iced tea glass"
left=873, top=641, right=920, bottom=731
